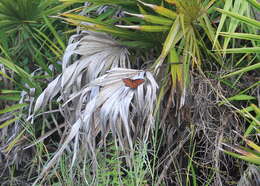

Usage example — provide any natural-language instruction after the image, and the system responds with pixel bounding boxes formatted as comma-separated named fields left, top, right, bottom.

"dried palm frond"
left=33, top=68, right=157, bottom=185
left=34, top=32, right=130, bottom=113
left=29, top=32, right=134, bottom=185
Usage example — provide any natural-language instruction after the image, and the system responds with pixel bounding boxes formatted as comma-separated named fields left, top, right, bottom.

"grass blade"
left=221, top=63, right=260, bottom=78
left=0, top=103, right=27, bottom=114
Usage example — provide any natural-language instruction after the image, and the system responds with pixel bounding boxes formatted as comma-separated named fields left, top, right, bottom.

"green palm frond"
left=0, top=0, right=67, bottom=32
left=216, top=0, right=260, bottom=57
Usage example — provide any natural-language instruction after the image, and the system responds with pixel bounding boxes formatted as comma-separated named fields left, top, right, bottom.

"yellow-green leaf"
left=216, top=8, right=260, bottom=29
left=125, top=12, right=173, bottom=26
left=138, top=0, right=177, bottom=19
left=0, top=103, right=28, bottom=114
left=221, top=63, right=260, bottom=78
left=154, top=16, right=181, bottom=71
left=117, top=25, right=170, bottom=32
left=0, top=117, right=19, bottom=129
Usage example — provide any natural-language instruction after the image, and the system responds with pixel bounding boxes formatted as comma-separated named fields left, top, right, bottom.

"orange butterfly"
left=122, top=78, right=145, bottom=89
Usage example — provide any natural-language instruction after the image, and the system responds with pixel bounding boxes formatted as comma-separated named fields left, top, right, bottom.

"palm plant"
left=216, top=0, right=260, bottom=159
left=216, top=0, right=260, bottom=56
left=27, top=0, right=236, bottom=184
left=0, top=0, right=69, bottom=71
left=1, top=0, right=259, bottom=185
left=28, top=0, right=226, bottom=184
left=30, top=26, right=159, bottom=183
left=60, top=0, right=223, bottom=101
left=214, top=1, right=260, bottom=185
left=0, top=0, right=72, bottom=184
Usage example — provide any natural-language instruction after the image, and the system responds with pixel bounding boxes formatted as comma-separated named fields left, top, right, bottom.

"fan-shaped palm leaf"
left=34, top=32, right=130, bottom=112
left=33, top=68, right=157, bottom=185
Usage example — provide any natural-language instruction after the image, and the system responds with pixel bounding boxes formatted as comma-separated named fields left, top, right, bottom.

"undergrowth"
left=0, top=0, right=259, bottom=186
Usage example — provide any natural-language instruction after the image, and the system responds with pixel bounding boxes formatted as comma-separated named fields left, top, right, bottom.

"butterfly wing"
left=123, top=78, right=144, bottom=88
left=122, top=78, right=133, bottom=88
left=132, top=79, right=145, bottom=88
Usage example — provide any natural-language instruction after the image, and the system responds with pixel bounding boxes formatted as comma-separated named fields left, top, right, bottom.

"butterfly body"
left=122, top=78, right=145, bottom=89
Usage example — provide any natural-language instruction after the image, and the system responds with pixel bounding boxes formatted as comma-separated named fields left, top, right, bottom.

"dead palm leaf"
left=33, top=68, right=157, bottom=185
left=34, top=32, right=130, bottom=113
